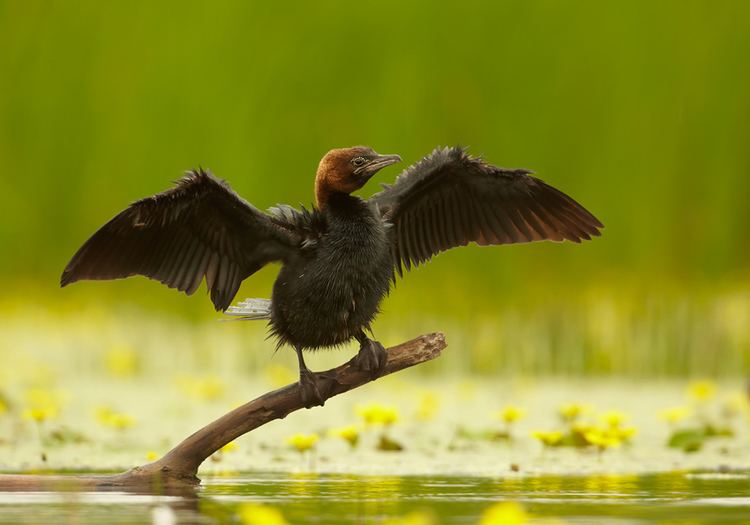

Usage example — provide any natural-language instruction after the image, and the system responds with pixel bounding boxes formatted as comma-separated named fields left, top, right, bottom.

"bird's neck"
left=315, top=169, right=352, bottom=211
left=314, top=175, right=335, bottom=211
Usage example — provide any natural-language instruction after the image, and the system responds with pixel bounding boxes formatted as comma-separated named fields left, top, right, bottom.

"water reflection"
left=0, top=471, right=748, bottom=524
left=201, top=471, right=750, bottom=524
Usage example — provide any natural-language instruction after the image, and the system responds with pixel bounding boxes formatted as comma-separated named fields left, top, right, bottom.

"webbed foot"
left=298, top=368, right=327, bottom=408
left=353, top=338, right=388, bottom=379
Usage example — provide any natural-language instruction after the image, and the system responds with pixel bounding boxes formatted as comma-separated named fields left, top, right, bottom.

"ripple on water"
left=1, top=471, right=750, bottom=524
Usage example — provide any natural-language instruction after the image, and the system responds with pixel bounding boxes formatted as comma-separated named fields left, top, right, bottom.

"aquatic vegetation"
left=356, top=402, right=400, bottom=426
left=0, top=303, right=747, bottom=475
left=328, top=425, right=360, bottom=449
left=531, top=430, right=564, bottom=448
left=355, top=402, right=405, bottom=451
left=599, top=410, right=628, bottom=428
left=498, top=405, right=526, bottom=425
left=590, top=410, right=637, bottom=448
left=493, top=405, right=526, bottom=441
left=285, top=433, right=319, bottom=453
left=41, top=426, right=88, bottom=447
left=687, top=380, right=717, bottom=403
left=94, top=406, right=135, bottom=430
left=21, top=389, right=65, bottom=423
left=583, top=428, right=622, bottom=451
left=532, top=407, right=638, bottom=452
left=661, top=383, right=743, bottom=452
left=22, top=406, right=57, bottom=423
left=585, top=426, right=637, bottom=450
left=377, top=434, right=405, bottom=452
left=558, top=403, right=592, bottom=424
left=659, top=406, right=691, bottom=425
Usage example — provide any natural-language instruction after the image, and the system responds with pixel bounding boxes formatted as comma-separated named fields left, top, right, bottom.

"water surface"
left=1, top=471, right=748, bottom=524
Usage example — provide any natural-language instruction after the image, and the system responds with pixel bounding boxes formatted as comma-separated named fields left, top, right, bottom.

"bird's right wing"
left=61, top=169, right=301, bottom=311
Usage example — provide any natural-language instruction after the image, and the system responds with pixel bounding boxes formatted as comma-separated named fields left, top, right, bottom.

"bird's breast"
left=270, top=205, right=393, bottom=349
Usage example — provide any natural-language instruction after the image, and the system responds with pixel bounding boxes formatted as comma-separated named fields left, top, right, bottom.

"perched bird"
left=61, top=146, right=602, bottom=406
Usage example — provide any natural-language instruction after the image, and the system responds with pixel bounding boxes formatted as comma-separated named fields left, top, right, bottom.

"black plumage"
left=60, top=170, right=297, bottom=311
left=62, top=146, right=603, bottom=406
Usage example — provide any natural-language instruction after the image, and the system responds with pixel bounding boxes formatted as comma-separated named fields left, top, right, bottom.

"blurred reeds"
left=1, top=1, right=749, bottom=378
left=2, top=280, right=748, bottom=376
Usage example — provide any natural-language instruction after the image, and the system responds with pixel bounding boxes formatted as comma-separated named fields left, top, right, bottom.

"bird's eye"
left=352, top=157, right=366, bottom=167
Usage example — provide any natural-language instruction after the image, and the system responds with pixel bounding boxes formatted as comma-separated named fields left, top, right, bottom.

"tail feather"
left=224, top=298, right=272, bottom=321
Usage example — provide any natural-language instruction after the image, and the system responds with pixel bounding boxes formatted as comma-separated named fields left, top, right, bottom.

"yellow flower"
left=220, top=441, right=238, bottom=454
left=0, top=397, right=7, bottom=414
left=416, top=391, right=440, bottom=421
left=237, top=503, right=290, bottom=525
left=599, top=410, right=629, bottom=428
left=558, top=402, right=591, bottom=423
left=26, top=389, right=54, bottom=406
left=583, top=428, right=621, bottom=450
left=105, top=345, right=139, bottom=378
left=659, top=406, right=691, bottom=424
left=286, top=432, right=319, bottom=453
left=22, top=388, right=64, bottom=422
left=498, top=405, right=526, bottom=424
left=95, top=406, right=135, bottom=429
left=688, top=380, right=716, bottom=402
left=381, top=510, right=436, bottom=525
left=23, top=406, right=57, bottom=423
left=146, top=451, right=159, bottom=461
left=356, top=402, right=399, bottom=426
left=109, top=413, right=135, bottom=429
left=571, top=421, right=595, bottom=434
left=531, top=430, right=564, bottom=447
left=478, top=501, right=528, bottom=525
left=615, top=426, right=638, bottom=442
left=328, top=425, right=359, bottom=448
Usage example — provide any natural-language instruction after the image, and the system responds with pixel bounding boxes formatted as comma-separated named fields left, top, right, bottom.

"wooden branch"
left=0, top=332, right=445, bottom=492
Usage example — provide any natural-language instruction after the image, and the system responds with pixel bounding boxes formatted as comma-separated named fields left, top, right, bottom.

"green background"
left=2, top=0, right=749, bottom=374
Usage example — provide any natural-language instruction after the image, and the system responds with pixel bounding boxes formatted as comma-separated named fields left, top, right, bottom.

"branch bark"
left=0, top=332, right=445, bottom=492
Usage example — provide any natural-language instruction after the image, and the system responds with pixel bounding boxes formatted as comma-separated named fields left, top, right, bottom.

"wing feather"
left=61, top=169, right=301, bottom=310
left=186, top=245, right=209, bottom=295
left=369, top=147, right=602, bottom=273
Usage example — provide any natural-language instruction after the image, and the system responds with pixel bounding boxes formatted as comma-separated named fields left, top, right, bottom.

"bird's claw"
left=298, top=369, right=326, bottom=408
left=353, top=339, right=388, bottom=379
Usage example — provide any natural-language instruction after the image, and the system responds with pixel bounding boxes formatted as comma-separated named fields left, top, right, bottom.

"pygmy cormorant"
left=61, top=146, right=603, bottom=406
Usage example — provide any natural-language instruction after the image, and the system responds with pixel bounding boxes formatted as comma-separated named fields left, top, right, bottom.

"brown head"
left=315, top=146, right=401, bottom=209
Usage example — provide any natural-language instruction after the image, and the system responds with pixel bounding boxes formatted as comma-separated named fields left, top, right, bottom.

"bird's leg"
left=353, top=331, right=388, bottom=379
left=295, top=346, right=326, bottom=408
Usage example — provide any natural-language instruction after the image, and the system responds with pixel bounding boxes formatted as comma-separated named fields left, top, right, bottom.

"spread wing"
left=61, top=169, right=301, bottom=311
left=369, top=147, right=603, bottom=276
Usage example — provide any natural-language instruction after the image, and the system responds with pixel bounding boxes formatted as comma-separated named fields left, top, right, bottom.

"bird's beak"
left=361, top=153, right=402, bottom=178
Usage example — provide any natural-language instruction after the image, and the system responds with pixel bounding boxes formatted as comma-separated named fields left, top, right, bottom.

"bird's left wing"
left=368, top=147, right=603, bottom=276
